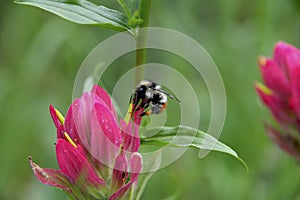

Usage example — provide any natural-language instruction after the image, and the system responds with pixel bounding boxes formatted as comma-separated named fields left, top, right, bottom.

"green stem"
left=135, top=0, right=152, bottom=85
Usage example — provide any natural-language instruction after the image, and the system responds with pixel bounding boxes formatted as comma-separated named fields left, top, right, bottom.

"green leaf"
left=140, top=126, right=249, bottom=171
left=126, top=0, right=143, bottom=27
left=117, top=0, right=132, bottom=18
left=128, top=0, right=142, bottom=16
left=15, top=0, right=130, bottom=31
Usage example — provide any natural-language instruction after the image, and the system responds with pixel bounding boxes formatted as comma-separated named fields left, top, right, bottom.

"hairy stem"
left=135, top=0, right=152, bottom=85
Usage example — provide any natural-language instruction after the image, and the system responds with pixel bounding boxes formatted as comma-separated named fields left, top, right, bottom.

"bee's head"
left=138, top=80, right=160, bottom=90
left=136, top=84, right=147, bottom=96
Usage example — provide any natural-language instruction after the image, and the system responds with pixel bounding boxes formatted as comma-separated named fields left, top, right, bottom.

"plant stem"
left=135, top=0, right=152, bottom=85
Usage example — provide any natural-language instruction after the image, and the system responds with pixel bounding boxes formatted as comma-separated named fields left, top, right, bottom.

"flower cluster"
left=256, top=41, right=300, bottom=160
left=29, top=85, right=142, bottom=200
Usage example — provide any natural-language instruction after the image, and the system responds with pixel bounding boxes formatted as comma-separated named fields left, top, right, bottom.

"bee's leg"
left=142, top=103, right=149, bottom=110
left=139, top=99, right=152, bottom=116
left=129, top=93, right=133, bottom=104
left=128, top=94, right=137, bottom=118
left=162, top=102, right=167, bottom=109
left=135, top=105, right=141, bottom=111
left=132, top=97, right=141, bottom=113
left=132, top=109, right=149, bottom=120
left=140, top=98, right=151, bottom=110
left=136, top=98, right=149, bottom=111
left=140, top=110, right=152, bottom=117
left=135, top=103, right=148, bottom=117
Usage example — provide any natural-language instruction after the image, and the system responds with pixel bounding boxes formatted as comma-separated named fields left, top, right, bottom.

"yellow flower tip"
left=118, top=144, right=124, bottom=155
left=258, top=56, right=267, bottom=67
left=55, top=108, right=65, bottom=125
left=255, top=82, right=273, bottom=95
left=64, top=132, right=77, bottom=148
left=124, top=103, right=134, bottom=125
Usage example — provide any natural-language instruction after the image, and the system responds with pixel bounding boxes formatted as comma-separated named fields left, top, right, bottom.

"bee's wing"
left=155, top=89, right=181, bottom=102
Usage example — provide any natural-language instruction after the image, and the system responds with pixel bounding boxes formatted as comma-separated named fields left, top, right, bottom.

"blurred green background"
left=1, top=0, right=300, bottom=199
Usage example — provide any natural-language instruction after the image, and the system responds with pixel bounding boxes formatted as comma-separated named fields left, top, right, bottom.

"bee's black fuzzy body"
left=130, top=80, right=179, bottom=117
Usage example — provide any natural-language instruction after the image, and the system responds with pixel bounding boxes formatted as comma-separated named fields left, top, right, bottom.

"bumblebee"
left=130, top=80, right=180, bottom=117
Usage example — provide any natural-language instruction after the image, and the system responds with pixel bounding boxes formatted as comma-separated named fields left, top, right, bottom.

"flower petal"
left=29, top=157, right=71, bottom=191
left=109, top=153, right=142, bottom=200
left=72, top=91, right=118, bottom=148
left=49, top=105, right=64, bottom=139
left=64, top=99, right=80, bottom=144
left=56, top=139, right=105, bottom=187
left=72, top=91, right=122, bottom=174
left=258, top=57, right=290, bottom=97
left=273, top=41, right=300, bottom=79
left=120, top=120, right=140, bottom=152
left=91, top=85, right=117, bottom=118
left=133, top=109, right=144, bottom=126
left=95, top=103, right=122, bottom=146
left=111, top=152, right=128, bottom=193
left=89, top=103, right=122, bottom=167
left=72, top=92, right=99, bottom=151
left=256, top=83, right=292, bottom=125
left=290, top=68, right=300, bottom=118
left=265, top=124, right=300, bottom=161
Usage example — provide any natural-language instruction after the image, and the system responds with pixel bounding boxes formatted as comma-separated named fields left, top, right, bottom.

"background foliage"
left=1, top=0, right=300, bottom=199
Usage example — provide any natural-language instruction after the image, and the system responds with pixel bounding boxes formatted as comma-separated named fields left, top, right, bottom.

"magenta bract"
left=30, top=85, right=142, bottom=200
left=256, top=41, right=300, bottom=160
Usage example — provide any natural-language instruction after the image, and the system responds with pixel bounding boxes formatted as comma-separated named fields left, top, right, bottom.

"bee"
left=130, top=80, right=180, bottom=117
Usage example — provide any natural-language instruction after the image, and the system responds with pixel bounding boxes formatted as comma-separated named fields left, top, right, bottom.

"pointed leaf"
left=29, top=157, right=71, bottom=191
left=128, top=0, right=142, bottom=16
left=15, top=0, right=130, bottom=31
left=141, top=126, right=248, bottom=171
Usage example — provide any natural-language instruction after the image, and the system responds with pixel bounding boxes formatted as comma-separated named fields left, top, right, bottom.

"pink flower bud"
left=256, top=41, right=300, bottom=160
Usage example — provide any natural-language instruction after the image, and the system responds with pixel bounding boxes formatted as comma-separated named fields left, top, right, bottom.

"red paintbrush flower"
left=256, top=41, right=300, bottom=160
left=29, top=85, right=142, bottom=200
